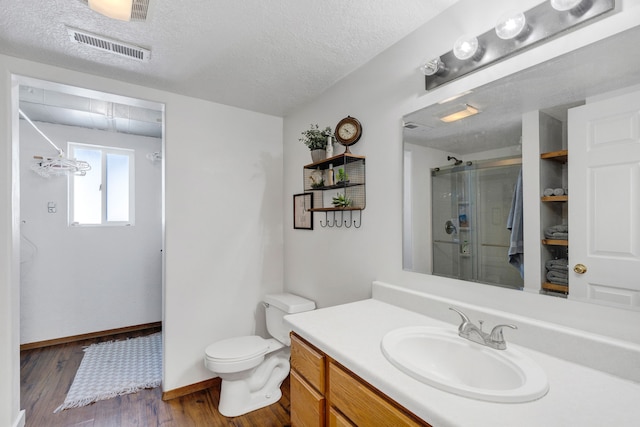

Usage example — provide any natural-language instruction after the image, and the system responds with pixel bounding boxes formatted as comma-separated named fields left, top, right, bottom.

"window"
left=68, top=143, right=135, bottom=226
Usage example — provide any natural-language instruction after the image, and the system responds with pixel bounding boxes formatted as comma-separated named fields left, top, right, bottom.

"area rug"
left=54, top=332, right=162, bottom=413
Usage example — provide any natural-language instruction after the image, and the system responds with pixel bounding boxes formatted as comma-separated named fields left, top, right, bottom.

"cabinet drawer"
left=291, top=333, right=325, bottom=393
left=329, top=407, right=355, bottom=427
left=329, top=361, right=429, bottom=427
left=291, top=369, right=325, bottom=427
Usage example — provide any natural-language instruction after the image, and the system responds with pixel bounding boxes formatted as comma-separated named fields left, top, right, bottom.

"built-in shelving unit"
left=540, top=148, right=569, bottom=295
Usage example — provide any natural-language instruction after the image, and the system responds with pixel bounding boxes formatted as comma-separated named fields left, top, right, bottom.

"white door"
left=568, top=89, right=640, bottom=310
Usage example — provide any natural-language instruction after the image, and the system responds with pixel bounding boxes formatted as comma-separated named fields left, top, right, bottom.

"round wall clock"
left=335, top=116, right=362, bottom=152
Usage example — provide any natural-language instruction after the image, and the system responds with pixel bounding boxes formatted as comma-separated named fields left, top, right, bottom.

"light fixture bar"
left=439, top=105, right=479, bottom=123
left=425, top=0, right=615, bottom=91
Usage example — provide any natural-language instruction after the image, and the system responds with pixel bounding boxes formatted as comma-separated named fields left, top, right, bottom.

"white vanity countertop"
left=285, top=299, right=640, bottom=427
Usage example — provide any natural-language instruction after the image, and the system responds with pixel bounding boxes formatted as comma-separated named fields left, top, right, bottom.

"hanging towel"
left=507, top=168, right=524, bottom=278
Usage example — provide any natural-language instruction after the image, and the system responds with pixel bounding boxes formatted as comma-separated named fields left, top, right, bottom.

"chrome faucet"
left=449, top=307, right=517, bottom=350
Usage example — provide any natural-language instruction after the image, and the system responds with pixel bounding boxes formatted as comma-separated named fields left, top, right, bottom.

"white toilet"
left=204, top=293, right=315, bottom=417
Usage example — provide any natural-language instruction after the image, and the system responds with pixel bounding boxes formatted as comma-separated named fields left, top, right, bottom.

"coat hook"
left=353, top=210, right=362, bottom=228
left=320, top=212, right=329, bottom=227
left=344, top=210, right=353, bottom=228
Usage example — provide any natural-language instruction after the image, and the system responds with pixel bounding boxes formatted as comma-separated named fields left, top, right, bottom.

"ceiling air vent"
left=66, top=27, right=151, bottom=62
left=77, top=0, right=150, bottom=21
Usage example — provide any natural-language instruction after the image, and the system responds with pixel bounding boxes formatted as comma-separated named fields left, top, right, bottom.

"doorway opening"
left=13, top=75, right=165, bottom=414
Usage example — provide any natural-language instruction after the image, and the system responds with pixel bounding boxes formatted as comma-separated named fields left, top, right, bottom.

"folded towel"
left=546, top=270, right=569, bottom=285
left=544, top=224, right=568, bottom=239
left=553, top=188, right=565, bottom=196
left=543, top=188, right=555, bottom=196
left=545, top=258, right=568, bottom=269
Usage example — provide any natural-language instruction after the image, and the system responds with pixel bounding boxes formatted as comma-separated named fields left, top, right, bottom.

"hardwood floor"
left=20, top=329, right=291, bottom=427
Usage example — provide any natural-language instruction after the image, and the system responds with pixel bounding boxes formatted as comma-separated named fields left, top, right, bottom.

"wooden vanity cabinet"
left=290, top=333, right=326, bottom=427
left=290, top=332, right=430, bottom=427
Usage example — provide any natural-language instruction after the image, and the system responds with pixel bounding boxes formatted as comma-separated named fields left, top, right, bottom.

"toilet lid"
left=205, top=335, right=269, bottom=361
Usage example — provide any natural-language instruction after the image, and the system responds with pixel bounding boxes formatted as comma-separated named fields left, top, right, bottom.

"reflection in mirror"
left=403, top=25, right=640, bottom=293
left=430, top=157, right=523, bottom=289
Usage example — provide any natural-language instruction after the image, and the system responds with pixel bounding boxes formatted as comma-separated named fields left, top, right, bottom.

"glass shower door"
left=431, top=159, right=523, bottom=289
left=431, top=168, right=474, bottom=281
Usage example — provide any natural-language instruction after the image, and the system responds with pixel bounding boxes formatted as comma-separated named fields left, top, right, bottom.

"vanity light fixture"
left=495, top=10, right=527, bottom=40
left=88, top=0, right=134, bottom=21
left=453, top=35, right=480, bottom=60
left=423, top=0, right=614, bottom=91
left=439, top=104, right=479, bottom=123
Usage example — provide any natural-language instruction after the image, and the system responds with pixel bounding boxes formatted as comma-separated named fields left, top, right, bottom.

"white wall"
left=1, top=53, right=284, bottom=423
left=19, top=122, right=162, bottom=344
left=283, top=0, right=640, bottom=344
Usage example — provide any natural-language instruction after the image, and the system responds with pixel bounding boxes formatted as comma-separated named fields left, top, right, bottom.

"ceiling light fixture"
left=439, top=104, right=479, bottom=123
left=423, top=0, right=614, bottom=91
left=550, top=0, right=584, bottom=11
left=495, top=10, right=527, bottom=40
left=88, top=0, right=133, bottom=21
left=453, top=35, right=479, bottom=60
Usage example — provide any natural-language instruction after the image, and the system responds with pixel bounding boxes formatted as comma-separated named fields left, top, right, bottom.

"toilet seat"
left=205, top=336, right=270, bottom=373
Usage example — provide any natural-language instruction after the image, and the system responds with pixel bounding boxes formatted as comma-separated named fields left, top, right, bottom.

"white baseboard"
left=12, top=410, right=25, bottom=427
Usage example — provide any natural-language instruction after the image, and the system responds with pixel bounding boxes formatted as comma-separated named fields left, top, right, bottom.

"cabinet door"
left=291, top=370, right=325, bottom=427
left=328, top=362, right=428, bottom=427
left=568, top=89, right=640, bottom=309
left=290, top=333, right=325, bottom=393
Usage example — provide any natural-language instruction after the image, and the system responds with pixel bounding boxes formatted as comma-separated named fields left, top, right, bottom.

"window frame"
left=68, top=142, right=135, bottom=227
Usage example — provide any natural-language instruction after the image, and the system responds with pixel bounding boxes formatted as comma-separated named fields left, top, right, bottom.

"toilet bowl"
left=204, top=293, right=315, bottom=417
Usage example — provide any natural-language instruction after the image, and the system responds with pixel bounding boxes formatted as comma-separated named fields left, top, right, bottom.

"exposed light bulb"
left=550, top=0, right=583, bottom=11
left=453, top=35, right=479, bottom=60
left=495, top=11, right=527, bottom=40
left=419, top=57, right=444, bottom=76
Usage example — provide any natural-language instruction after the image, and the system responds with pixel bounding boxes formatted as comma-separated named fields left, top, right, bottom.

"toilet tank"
left=264, top=293, right=315, bottom=346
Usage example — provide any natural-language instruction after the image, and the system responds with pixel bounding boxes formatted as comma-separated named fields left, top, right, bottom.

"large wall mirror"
left=403, top=25, right=640, bottom=302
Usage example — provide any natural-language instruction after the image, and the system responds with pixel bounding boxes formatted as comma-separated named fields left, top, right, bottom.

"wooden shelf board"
left=542, top=282, right=568, bottom=293
left=542, top=239, right=568, bottom=246
left=541, top=195, right=568, bottom=202
left=309, top=207, right=364, bottom=212
left=540, top=149, right=568, bottom=163
left=304, top=153, right=366, bottom=169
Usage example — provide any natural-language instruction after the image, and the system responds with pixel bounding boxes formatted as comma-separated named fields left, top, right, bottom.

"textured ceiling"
left=1, top=0, right=459, bottom=117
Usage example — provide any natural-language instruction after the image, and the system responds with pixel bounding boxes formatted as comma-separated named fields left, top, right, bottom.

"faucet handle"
left=489, top=324, right=518, bottom=348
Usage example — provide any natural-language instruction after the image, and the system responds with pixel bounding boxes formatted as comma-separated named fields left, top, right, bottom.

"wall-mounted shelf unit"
left=303, top=153, right=365, bottom=228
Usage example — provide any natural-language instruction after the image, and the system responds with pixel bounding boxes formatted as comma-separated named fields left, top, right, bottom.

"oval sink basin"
left=381, top=326, right=549, bottom=403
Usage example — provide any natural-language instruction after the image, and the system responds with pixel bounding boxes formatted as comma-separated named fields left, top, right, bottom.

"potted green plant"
left=299, top=124, right=333, bottom=163
left=336, top=168, right=349, bottom=184
left=332, top=193, right=352, bottom=208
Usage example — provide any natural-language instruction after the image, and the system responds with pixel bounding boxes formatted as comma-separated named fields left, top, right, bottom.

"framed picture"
left=293, top=193, right=313, bottom=230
